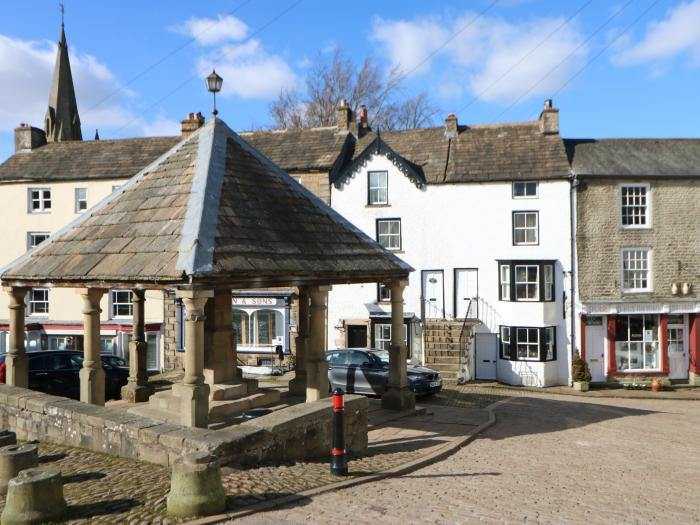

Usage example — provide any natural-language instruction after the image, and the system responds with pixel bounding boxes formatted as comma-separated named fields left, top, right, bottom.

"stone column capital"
left=3, top=286, right=29, bottom=305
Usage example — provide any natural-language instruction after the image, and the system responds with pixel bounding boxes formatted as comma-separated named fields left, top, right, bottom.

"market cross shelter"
left=0, top=116, right=415, bottom=427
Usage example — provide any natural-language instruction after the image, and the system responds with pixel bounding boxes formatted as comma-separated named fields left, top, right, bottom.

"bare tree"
left=269, top=49, right=438, bottom=131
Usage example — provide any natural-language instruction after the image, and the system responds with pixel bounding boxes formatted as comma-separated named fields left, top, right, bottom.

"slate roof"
left=565, top=138, right=700, bottom=177
left=1, top=118, right=411, bottom=288
left=239, top=127, right=352, bottom=174
left=0, top=137, right=180, bottom=183
left=336, top=121, right=570, bottom=186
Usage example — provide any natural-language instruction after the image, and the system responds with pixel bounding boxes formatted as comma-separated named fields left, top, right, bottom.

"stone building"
left=569, top=139, right=700, bottom=385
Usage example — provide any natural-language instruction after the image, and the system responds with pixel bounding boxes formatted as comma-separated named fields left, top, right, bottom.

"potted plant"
left=572, top=352, right=592, bottom=392
left=650, top=378, right=662, bottom=392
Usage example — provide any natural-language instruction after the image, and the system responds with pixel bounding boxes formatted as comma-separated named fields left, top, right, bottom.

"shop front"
left=231, top=293, right=292, bottom=367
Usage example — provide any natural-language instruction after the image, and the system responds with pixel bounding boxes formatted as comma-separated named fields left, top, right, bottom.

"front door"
left=475, top=333, right=497, bottom=380
left=422, top=270, right=444, bottom=319
left=585, top=317, right=605, bottom=382
left=347, top=325, right=368, bottom=348
left=668, top=322, right=688, bottom=380
left=455, top=269, right=478, bottom=319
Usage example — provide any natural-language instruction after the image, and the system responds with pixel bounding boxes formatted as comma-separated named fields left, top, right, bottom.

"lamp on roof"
left=206, top=69, right=223, bottom=116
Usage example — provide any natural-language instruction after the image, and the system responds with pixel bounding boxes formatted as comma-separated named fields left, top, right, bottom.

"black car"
left=326, top=348, right=442, bottom=396
left=0, top=351, right=129, bottom=400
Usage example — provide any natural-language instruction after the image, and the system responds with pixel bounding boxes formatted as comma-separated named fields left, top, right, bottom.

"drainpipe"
left=569, top=173, right=579, bottom=386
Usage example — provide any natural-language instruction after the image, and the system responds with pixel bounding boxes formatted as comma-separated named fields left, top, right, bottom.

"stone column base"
left=120, top=381, right=155, bottom=403
left=288, top=373, right=307, bottom=397
left=5, top=354, right=27, bottom=389
left=79, top=367, right=105, bottom=406
left=689, top=371, right=700, bottom=386
left=381, top=386, right=415, bottom=411
left=173, top=383, right=210, bottom=428
left=305, top=358, right=329, bottom=402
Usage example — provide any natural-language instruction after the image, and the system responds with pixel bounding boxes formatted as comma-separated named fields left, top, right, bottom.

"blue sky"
left=1, top=0, right=699, bottom=161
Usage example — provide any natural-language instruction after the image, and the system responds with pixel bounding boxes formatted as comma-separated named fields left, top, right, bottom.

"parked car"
left=326, top=348, right=442, bottom=396
left=0, top=351, right=129, bottom=400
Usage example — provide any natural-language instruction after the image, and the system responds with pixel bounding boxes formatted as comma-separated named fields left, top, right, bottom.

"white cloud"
left=613, top=0, right=700, bottom=66
left=172, top=15, right=248, bottom=46
left=141, top=114, right=180, bottom=136
left=0, top=33, right=177, bottom=140
left=370, top=12, right=588, bottom=103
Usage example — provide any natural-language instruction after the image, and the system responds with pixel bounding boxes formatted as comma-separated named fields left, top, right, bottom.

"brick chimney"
left=359, top=105, right=368, bottom=130
left=14, top=124, right=47, bottom=153
left=539, top=99, right=559, bottom=135
left=181, top=112, right=205, bottom=137
left=336, top=99, right=353, bottom=131
left=444, top=114, right=458, bottom=139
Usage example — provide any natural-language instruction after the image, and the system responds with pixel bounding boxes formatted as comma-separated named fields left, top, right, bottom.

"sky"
left=1, top=0, right=699, bottom=161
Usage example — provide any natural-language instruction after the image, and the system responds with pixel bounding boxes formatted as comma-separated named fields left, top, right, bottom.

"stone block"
left=166, top=452, right=226, bottom=518
left=0, top=468, right=66, bottom=525
left=0, top=431, right=16, bottom=448
left=0, top=444, right=38, bottom=495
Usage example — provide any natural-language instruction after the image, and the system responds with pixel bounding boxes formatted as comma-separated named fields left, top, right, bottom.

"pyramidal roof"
left=2, top=118, right=411, bottom=288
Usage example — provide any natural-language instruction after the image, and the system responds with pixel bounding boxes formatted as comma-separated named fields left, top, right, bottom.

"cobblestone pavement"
left=236, top=389, right=700, bottom=525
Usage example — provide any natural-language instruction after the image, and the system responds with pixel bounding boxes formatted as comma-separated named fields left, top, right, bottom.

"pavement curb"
left=183, top=398, right=511, bottom=525
left=466, top=383, right=700, bottom=401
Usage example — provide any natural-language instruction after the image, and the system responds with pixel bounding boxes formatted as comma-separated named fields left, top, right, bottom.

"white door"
left=422, top=270, right=444, bottom=319
left=668, top=323, right=688, bottom=380
left=475, top=333, right=497, bottom=380
left=455, top=269, right=478, bottom=319
left=585, top=317, right=605, bottom=383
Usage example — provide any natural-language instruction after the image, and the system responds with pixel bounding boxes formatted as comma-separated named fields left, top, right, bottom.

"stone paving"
left=236, top=386, right=700, bottom=525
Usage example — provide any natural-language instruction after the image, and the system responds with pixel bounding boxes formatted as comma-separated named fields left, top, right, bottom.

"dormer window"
left=368, top=171, right=388, bottom=205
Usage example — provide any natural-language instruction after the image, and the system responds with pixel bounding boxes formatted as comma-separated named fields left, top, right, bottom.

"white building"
left=327, top=104, right=575, bottom=387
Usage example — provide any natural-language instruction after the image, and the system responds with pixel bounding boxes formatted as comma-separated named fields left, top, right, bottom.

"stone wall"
left=296, top=171, right=331, bottom=205
left=162, top=290, right=183, bottom=370
left=577, top=179, right=700, bottom=302
left=0, top=385, right=368, bottom=468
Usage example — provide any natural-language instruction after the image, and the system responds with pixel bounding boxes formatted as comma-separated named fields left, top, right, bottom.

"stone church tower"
left=44, top=22, right=82, bottom=142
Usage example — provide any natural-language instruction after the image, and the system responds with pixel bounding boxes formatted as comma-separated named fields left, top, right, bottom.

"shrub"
left=571, top=351, right=592, bottom=382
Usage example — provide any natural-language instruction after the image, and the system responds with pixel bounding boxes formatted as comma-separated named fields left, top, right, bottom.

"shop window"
left=512, top=211, right=538, bottom=245
left=368, top=171, right=388, bottom=205
left=620, top=184, right=649, bottom=228
left=615, top=315, right=659, bottom=371
left=251, top=309, right=283, bottom=346
left=376, top=219, right=401, bottom=250
left=101, top=335, right=117, bottom=354
left=497, top=261, right=555, bottom=302
left=47, top=335, right=83, bottom=351
left=111, top=290, right=132, bottom=318
left=233, top=309, right=251, bottom=346
left=499, top=326, right=556, bottom=362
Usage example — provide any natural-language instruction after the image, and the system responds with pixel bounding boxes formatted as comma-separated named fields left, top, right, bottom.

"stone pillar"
left=173, top=289, right=213, bottom=428
left=121, top=289, right=154, bottom=403
left=203, top=288, right=236, bottom=385
left=3, top=287, right=28, bottom=388
left=288, top=288, right=310, bottom=397
left=77, top=288, right=106, bottom=405
left=382, top=280, right=415, bottom=411
left=306, top=286, right=331, bottom=402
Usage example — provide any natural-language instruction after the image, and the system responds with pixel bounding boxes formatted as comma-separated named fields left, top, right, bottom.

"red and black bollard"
left=330, top=387, right=348, bottom=476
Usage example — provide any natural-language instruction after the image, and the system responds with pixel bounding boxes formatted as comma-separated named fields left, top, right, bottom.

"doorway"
left=454, top=268, right=478, bottom=319
left=668, top=316, right=688, bottom=380
left=346, top=325, right=368, bottom=348
left=421, top=270, right=444, bottom=319
left=585, top=317, right=605, bottom=382
left=475, top=333, right=497, bottom=380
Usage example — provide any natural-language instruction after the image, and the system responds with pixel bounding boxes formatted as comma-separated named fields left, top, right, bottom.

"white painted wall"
left=328, top=153, right=573, bottom=386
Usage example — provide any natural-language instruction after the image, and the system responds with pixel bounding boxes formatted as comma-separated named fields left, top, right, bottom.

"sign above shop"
left=232, top=296, right=286, bottom=308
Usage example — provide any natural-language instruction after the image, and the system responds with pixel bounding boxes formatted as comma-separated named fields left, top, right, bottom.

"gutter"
left=569, top=171, right=579, bottom=386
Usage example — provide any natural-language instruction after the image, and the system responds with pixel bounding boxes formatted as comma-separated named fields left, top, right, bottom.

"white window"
left=512, top=182, right=538, bottom=198
left=27, top=232, right=50, bottom=250
left=622, top=249, right=651, bottom=292
left=368, top=171, right=388, bottom=205
left=377, top=219, right=401, bottom=250
left=499, top=265, right=511, bottom=301
left=544, top=327, right=555, bottom=360
left=373, top=323, right=408, bottom=351
left=111, top=290, right=133, bottom=318
left=513, top=211, right=538, bottom=245
left=514, top=265, right=539, bottom=301
left=75, top=188, right=88, bottom=213
left=28, top=289, right=49, bottom=316
left=620, top=184, right=649, bottom=228
left=377, top=283, right=391, bottom=302
left=500, top=326, right=511, bottom=359
left=516, top=327, right=539, bottom=360
left=544, top=264, right=554, bottom=301
left=616, top=315, right=659, bottom=371
left=28, top=188, right=51, bottom=213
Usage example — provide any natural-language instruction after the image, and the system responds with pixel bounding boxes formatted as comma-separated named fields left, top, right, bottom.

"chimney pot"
left=360, top=105, right=368, bottom=127
left=181, top=112, right=206, bottom=138
left=14, top=125, right=47, bottom=153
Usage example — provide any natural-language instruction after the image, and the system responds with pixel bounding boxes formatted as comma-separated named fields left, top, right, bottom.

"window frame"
left=499, top=325, right=556, bottom=362
left=512, top=211, right=539, bottom=246
left=619, top=183, right=651, bottom=229
left=377, top=283, right=391, bottom=303
left=27, top=232, right=50, bottom=251
left=110, top=290, right=133, bottom=319
left=28, top=188, right=51, bottom=213
left=75, top=188, right=88, bottom=213
left=368, top=170, right=389, bottom=206
left=371, top=322, right=408, bottom=351
left=621, top=248, right=652, bottom=293
left=615, top=314, right=660, bottom=372
left=376, top=218, right=402, bottom=251
left=512, top=181, right=538, bottom=199
left=497, top=260, right=555, bottom=303
left=27, top=288, right=49, bottom=317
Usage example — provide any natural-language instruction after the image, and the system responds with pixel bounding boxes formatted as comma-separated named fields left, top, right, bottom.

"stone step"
left=426, top=362, right=462, bottom=372
left=425, top=356, right=463, bottom=365
left=208, top=389, right=281, bottom=420
left=209, top=383, right=247, bottom=401
left=424, top=349, right=462, bottom=356
left=127, top=404, right=180, bottom=425
left=149, top=391, right=180, bottom=412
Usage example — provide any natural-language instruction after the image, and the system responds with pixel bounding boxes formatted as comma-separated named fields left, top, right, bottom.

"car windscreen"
left=369, top=351, right=390, bottom=365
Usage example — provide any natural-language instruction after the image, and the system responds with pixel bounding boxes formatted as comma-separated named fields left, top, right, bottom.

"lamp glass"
left=206, top=70, right=223, bottom=93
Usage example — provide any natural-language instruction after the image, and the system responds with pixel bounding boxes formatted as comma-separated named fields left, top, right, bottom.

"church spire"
left=45, top=14, right=82, bottom=142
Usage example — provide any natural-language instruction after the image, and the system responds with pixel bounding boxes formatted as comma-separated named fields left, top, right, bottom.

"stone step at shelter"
left=0, top=117, right=415, bottom=428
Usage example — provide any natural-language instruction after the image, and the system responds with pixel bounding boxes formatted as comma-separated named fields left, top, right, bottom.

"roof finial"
left=59, top=2, right=65, bottom=27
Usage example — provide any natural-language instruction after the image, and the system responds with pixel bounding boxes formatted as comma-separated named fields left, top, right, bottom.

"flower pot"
left=573, top=381, right=589, bottom=392
left=651, top=378, right=662, bottom=392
